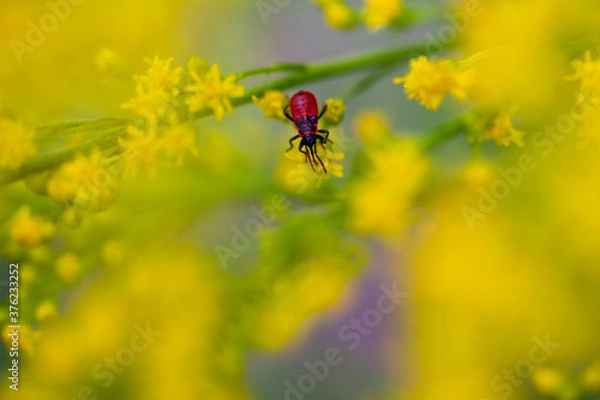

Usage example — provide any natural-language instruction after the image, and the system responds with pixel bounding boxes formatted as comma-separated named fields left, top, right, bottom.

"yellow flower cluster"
left=0, top=118, right=37, bottom=169
left=122, top=56, right=183, bottom=125
left=55, top=253, right=81, bottom=283
left=281, top=145, right=345, bottom=188
left=247, top=215, right=360, bottom=350
left=46, top=149, right=118, bottom=211
left=565, top=50, right=600, bottom=101
left=120, top=56, right=215, bottom=177
left=323, top=98, right=346, bottom=126
left=313, top=0, right=358, bottom=30
left=252, top=256, right=352, bottom=350
left=565, top=50, right=600, bottom=150
left=363, top=0, right=402, bottom=32
left=9, top=206, right=56, bottom=247
left=347, top=112, right=429, bottom=236
left=483, top=115, right=525, bottom=147
left=314, top=0, right=401, bottom=32
left=252, top=90, right=289, bottom=121
left=394, top=56, right=472, bottom=111
left=186, top=60, right=245, bottom=122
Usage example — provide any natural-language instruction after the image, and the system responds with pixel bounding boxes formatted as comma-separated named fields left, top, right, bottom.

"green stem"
left=0, top=128, right=125, bottom=185
left=420, top=116, right=467, bottom=151
left=234, top=63, right=308, bottom=80
left=1, top=40, right=439, bottom=186
left=340, top=66, right=397, bottom=101
left=36, top=118, right=131, bottom=139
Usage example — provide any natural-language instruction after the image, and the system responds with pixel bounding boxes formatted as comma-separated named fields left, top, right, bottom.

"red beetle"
left=284, top=90, right=332, bottom=173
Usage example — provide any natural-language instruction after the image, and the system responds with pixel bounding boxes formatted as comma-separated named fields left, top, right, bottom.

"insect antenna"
left=310, top=146, right=327, bottom=174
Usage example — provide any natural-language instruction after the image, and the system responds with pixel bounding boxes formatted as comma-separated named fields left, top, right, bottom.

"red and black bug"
left=284, top=90, right=332, bottom=173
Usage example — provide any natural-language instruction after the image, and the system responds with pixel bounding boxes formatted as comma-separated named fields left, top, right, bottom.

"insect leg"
left=318, top=104, right=328, bottom=120
left=284, top=106, right=294, bottom=122
left=311, top=146, right=327, bottom=173
left=299, top=142, right=315, bottom=171
left=317, top=129, right=333, bottom=145
left=286, top=135, right=300, bottom=152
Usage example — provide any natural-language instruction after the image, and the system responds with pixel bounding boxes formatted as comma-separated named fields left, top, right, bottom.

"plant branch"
left=1, top=39, right=440, bottom=186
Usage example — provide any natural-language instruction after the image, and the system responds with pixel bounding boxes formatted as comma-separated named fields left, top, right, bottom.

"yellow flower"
left=2, top=324, right=40, bottom=357
left=483, top=115, right=525, bottom=147
left=347, top=139, right=429, bottom=236
left=565, top=50, right=600, bottom=102
left=94, top=48, right=126, bottom=76
left=323, top=98, right=346, bottom=126
left=353, top=110, right=390, bottom=145
left=102, top=241, right=124, bottom=266
left=252, top=90, right=289, bottom=120
left=584, top=360, right=600, bottom=392
left=119, top=126, right=162, bottom=178
left=9, top=206, right=55, bottom=247
left=315, top=1, right=357, bottom=30
left=35, top=301, right=58, bottom=322
left=160, top=125, right=199, bottom=166
left=55, top=253, right=80, bottom=283
left=46, top=149, right=118, bottom=210
left=0, top=118, right=37, bottom=169
left=363, top=0, right=402, bottom=32
left=460, top=160, right=496, bottom=188
left=283, top=143, right=344, bottom=185
left=394, top=56, right=472, bottom=111
left=532, top=368, right=564, bottom=396
left=122, top=56, right=183, bottom=123
left=186, top=64, right=245, bottom=121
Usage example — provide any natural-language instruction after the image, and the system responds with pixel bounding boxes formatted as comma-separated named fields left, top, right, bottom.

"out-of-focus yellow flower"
left=323, top=98, right=346, bottom=126
left=9, top=206, right=55, bottom=247
left=122, top=56, right=183, bottom=124
left=186, top=64, right=245, bottom=121
left=2, top=324, right=40, bottom=357
left=566, top=50, right=600, bottom=102
left=252, top=256, right=353, bottom=350
left=314, top=0, right=357, bottom=30
left=102, top=241, right=124, bottom=266
left=584, top=360, right=600, bottom=392
left=46, top=149, right=118, bottom=210
left=55, top=253, right=80, bottom=283
left=0, top=118, right=37, bottom=169
left=363, top=0, right=402, bottom=32
left=460, top=160, right=496, bottom=188
left=282, top=145, right=345, bottom=187
left=394, top=56, right=472, bottom=111
left=347, top=139, right=429, bottom=236
left=354, top=110, right=390, bottom=145
left=161, top=125, right=199, bottom=166
left=532, top=367, right=564, bottom=396
left=252, top=90, right=289, bottom=120
left=61, top=207, right=84, bottom=228
left=321, top=150, right=345, bottom=179
left=119, top=126, right=162, bottom=178
left=20, top=264, right=37, bottom=284
left=35, top=301, right=58, bottom=323
left=94, top=48, right=127, bottom=76
left=483, top=115, right=525, bottom=147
